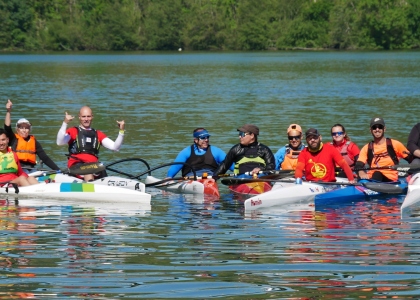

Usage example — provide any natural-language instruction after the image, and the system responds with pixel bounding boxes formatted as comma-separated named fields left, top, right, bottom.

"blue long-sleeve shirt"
left=167, top=144, right=231, bottom=177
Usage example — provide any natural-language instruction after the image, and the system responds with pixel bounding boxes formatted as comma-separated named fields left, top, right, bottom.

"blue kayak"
left=314, top=178, right=408, bottom=206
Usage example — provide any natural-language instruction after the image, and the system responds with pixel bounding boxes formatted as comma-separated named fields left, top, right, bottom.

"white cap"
left=16, top=118, right=32, bottom=127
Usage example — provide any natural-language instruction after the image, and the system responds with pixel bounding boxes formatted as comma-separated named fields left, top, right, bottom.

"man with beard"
left=166, top=128, right=229, bottom=178
left=212, top=124, right=275, bottom=179
left=355, top=117, right=412, bottom=182
left=294, top=128, right=355, bottom=184
left=274, top=123, right=305, bottom=170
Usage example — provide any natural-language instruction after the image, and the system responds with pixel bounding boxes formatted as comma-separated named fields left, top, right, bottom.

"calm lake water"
left=1, top=51, right=420, bottom=299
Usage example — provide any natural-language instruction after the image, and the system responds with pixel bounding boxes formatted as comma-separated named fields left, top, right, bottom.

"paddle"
left=220, top=178, right=403, bottom=194
left=145, top=172, right=222, bottom=187
left=354, top=164, right=420, bottom=174
left=145, top=177, right=186, bottom=187
left=33, top=162, right=106, bottom=177
left=217, top=169, right=295, bottom=179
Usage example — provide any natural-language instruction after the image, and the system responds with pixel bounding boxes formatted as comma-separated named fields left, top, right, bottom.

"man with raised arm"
left=56, top=106, right=125, bottom=181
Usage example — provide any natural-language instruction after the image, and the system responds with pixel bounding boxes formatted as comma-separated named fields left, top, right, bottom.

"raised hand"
left=64, top=112, right=75, bottom=124
left=6, top=99, right=12, bottom=112
left=117, top=120, right=125, bottom=130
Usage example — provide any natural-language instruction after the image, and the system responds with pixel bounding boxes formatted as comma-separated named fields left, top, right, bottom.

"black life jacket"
left=367, top=138, right=399, bottom=166
left=68, top=127, right=100, bottom=156
left=235, top=143, right=266, bottom=174
left=181, top=145, right=218, bottom=177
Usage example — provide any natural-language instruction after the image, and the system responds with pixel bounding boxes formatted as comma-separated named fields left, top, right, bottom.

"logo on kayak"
left=250, top=199, right=262, bottom=206
left=308, top=159, right=327, bottom=178
left=107, top=180, right=128, bottom=187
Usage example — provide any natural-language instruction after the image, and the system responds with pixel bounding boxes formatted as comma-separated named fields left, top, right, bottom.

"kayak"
left=243, top=178, right=350, bottom=211
left=0, top=182, right=151, bottom=204
left=244, top=180, right=336, bottom=211
left=229, top=181, right=272, bottom=196
left=31, top=172, right=146, bottom=193
left=315, top=178, right=408, bottom=207
left=401, top=173, right=420, bottom=212
left=144, top=175, right=220, bottom=197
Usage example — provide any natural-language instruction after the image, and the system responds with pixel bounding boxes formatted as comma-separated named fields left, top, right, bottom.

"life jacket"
left=68, top=127, right=100, bottom=156
left=12, top=134, right=37, bottom=164
left=234, top=143, right=266, bottom=174
left=181, top=145, right=218, bottom=177
left=367, top=138, right=399, bottom=167
left=0, top=149, right=18, bottom=174
left=330, top=140, right=355, bottom=167
left=281, top=144, right=302, bottom=170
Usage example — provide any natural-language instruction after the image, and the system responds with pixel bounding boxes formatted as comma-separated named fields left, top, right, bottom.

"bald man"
left=56, top=106, right=125, bottom=181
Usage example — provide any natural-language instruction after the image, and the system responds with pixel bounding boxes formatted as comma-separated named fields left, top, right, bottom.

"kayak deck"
left=0, top=182, right=151, bottom=204
left=33, top=173, right=146, bottom=193
left=144, top=176, right=219, bottom=197
left=315, top=179, right=407, bottom=207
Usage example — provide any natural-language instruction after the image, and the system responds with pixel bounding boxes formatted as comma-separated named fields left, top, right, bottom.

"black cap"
left=370, top=117, right=385, bottom=127
left=305, top=128, right=320, bottom=138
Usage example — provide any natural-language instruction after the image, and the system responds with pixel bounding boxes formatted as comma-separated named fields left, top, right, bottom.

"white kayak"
left=0, top=182, right=151, bottom=204
left=144, top=175, right=220, bottom=196
left=244, top=178, right=348, bottom=211
left=401, top=173, right=420, bottom=212
left=30, top=171, right=146, bottom=193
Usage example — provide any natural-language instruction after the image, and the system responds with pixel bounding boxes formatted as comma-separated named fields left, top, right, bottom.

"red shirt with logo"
left=295, top=143, right=354, bottom=182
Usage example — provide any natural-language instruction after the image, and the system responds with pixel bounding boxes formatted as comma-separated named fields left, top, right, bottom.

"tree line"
left=1, top=0, right=419, bottom=51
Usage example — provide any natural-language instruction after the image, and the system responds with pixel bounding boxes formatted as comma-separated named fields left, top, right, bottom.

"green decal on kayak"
left=60, top=183, right=95, bottom=192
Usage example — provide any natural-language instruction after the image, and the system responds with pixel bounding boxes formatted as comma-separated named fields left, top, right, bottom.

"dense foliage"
left=1, top=0, right=419, bottom=51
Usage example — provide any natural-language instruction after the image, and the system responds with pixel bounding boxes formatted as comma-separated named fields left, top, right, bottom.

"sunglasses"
left=306, top=135, right=320, bottom=141
left=198, top=136, right=210, bottom=140
left=331, top=131, right=344, bottom=137
left=288, top=135, right=301, bottom=140
left=371, top=125, right=384, bottom=130
left=239, top=131, right=251, bottom=138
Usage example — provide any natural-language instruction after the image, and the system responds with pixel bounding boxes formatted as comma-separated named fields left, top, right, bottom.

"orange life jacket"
left=13, top=134, right=36, bottom=164
left=281, top=146, right=302, bottom=170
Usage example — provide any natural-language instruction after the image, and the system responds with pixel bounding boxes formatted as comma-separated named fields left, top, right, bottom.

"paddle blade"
left=362, top=182, right=404, bottom=194
left=69, top=162, right=106, bottom=175
left=395, top=164, right=420, bottom=174
left=145, top=177, right=184, bottom=187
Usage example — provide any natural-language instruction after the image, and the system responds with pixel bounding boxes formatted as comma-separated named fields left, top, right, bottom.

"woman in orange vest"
left=4, top=100, right=59, bottom=182
left=330, top=123, right=360, bottom=176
